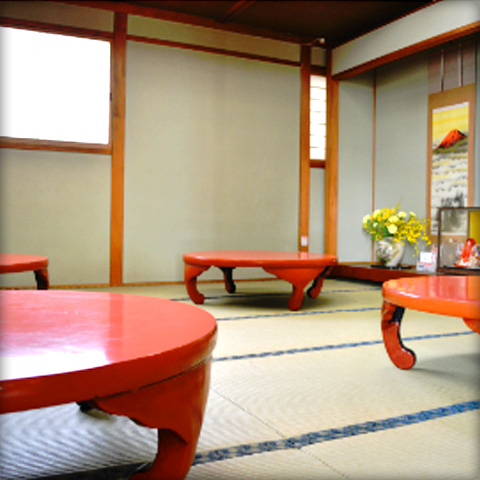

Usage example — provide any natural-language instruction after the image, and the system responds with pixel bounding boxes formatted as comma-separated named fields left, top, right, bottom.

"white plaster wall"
left=128, top=15, right=301, bottom=63
left=123, top=41, right=300, bottom=282
left=337, top=71, right=375, bottom=262
left=332, top=0, right=480, bottom=76
left=0, top=1, right=113, bottom=32
left=0, top=150, right=111, bottom=287
left=374, top=54, right=429, bottom=264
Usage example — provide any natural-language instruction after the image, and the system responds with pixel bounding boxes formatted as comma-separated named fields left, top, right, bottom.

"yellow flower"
left=362, top=204, right=430, bottom=256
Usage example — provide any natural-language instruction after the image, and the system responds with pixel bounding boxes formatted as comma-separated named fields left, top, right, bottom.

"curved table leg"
left=94, top=360, right=212, bottom=480
left=263, top=267, right=327, bottom=311
left=219, top=267, right=236, bottom=294
left=307, top=267, right=332, bottom=299
left=381, top=301, right=416, bottom=370
left=34, top=268, right=49, bottom=290
left=463, top=318, right=480, bottom=334
left=184, top=263, right=210, bottom=304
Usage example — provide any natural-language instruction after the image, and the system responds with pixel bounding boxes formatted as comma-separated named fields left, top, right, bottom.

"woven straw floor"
left=1, top=278, right=479, bottom=479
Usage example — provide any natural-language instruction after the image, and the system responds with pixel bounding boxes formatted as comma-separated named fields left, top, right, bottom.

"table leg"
left=94, top=360, right=211, bottom=480
left=463, top=318, right=480, bottom=334
left=307, top=266, right=332, bottom=299
left=34, top=268, right=49, bottom=290
left=263, top=267, right=327, bottom=311
left=381, top=301, right=416, bottom=369
left=219, top=267, right=236, bottom=293
left=184, top=263, right=210, bottom=304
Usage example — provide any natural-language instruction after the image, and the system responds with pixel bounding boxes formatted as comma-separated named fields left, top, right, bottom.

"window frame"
left=0, top=18, right=113, bottom=154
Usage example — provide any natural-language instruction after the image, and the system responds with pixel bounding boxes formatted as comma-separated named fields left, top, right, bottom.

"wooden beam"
left=324, top=49, right=338, bottom=256
left=110, top=11, right=127, bottom=286
left=310, top=159, right=326, bottom=169
left=221, top=1, right=257, bottom=23
left=298, top=45, right=311, bottom=252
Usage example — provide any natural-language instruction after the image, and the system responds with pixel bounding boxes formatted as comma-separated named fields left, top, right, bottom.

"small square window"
left=0, top=26, right=111, bottom=145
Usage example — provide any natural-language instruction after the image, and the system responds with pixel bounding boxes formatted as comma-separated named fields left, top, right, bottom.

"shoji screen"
left=123, top=41, right=301, bottom=282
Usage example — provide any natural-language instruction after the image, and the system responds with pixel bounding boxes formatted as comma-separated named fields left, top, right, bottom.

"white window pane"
left=310, top=145, right=325, bottom=160
left=311, top=112, right=326, bottom=125
left=311, top=124, right=326, bottom=138
left=311, top=99, right=326, bottom=113
left=311, top=75, right=326, bottom=88
left=310, top=87, right=326, bottom=101
left=0, top=27, right=110, bottom=144
left=310, top=133, right=325, bottom=148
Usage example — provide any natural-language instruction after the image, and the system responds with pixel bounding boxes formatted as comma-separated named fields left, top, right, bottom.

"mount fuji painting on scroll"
left=430, top=101, right=470, bottom=233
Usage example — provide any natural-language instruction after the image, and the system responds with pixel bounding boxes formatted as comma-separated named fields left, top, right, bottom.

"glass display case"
left=436, top=207, right=480, bottom=275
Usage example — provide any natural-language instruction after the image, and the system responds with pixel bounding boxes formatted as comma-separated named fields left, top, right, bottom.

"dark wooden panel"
left=462, top=41, right=476, bottom=85
left=443, top=45, right=461, bottom=91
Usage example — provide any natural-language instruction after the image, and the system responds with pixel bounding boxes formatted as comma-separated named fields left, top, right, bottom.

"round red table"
left=183, top=250, right=337, bottom=311
left=0, top=290, right=217, bottom=479
left=0, top=253, right=49, bottom=289
left=381, top=276, right=480, bottom=369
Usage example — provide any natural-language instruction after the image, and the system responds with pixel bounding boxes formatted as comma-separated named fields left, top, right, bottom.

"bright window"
left=0, top=26, right=111, bottom=144
left=310, top=74, right=326, bottom=160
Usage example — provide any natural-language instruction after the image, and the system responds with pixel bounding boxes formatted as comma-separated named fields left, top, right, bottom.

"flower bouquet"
left=363, top=205, right=430, bottom=266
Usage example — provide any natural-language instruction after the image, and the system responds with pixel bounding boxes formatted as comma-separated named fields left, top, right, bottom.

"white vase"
left=376, top=238, right=405, bottom=268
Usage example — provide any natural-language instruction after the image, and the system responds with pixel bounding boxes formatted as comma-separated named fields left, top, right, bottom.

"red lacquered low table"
left=0, top=290, right=217, bottom=480
left=0, top=253, right=49, bottom=289
left=381, top=276, right=480, bottom=369
left=183, top=250, right=337, bottom=311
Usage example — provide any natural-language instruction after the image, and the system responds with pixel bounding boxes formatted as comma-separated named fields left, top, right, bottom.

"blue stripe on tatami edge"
left=214, top=330, right=475, bottom=362
left=171, top=285, right=380, bottom=304
left=217, top=306, right=382, bottom=321
left=193, top=400, right=480, bottom=465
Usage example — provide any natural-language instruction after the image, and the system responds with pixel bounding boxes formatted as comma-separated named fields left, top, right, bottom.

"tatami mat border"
left=213, top=330, right=475, bottom=362
left=193, top=400, right=480, bottom=465
left=169, top=285, right=381, bottom=303
left=216, top=306, right=382, bottom=321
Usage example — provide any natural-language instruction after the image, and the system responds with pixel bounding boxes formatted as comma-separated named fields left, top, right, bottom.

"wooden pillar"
left=298, top=45, right=311, bottom=252
left=110, top=12, right=127, bottom=285
left=324, top=49, right=338, bottom=256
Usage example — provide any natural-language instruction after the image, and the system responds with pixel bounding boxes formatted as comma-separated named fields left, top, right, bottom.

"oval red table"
left=0, top=253, right=49, bottom=289
left=0, top=290, right=217, bottom=479
left=381, top=276, right=480, bottom=369
left=183, top=250, right=337, bottom=311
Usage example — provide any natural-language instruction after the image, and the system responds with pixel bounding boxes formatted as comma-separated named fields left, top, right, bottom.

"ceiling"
left=114, top=0, right=433, bottom=47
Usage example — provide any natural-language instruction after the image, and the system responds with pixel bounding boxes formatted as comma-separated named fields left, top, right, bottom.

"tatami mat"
left=1, top=278, right=478, bottom=479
